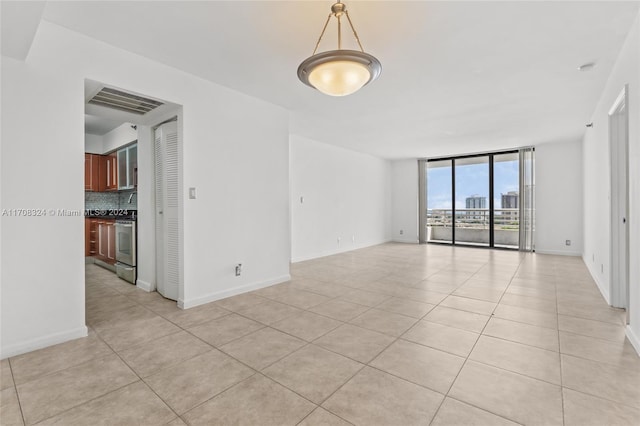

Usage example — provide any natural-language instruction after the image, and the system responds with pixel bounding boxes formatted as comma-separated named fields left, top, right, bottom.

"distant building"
left=501, top=191, right=519, bottom=222
left=501, top=191, right=519, bottom=209
left=465, top=195, right=486, bottom=220
left=466, top=195, right=486, bottom=209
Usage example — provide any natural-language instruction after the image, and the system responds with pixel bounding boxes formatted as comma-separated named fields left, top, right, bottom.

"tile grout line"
left=322, top=257, right=489, bottom=424
left=82, top=251, right=634, bottom=424
left=89, top=327, right=184, bottom=423
left=6, top=359, right=27, bottom=426
left=555, top=263, right=567, bottom=426
left=286, top=267, right=452, bottom=424
left=428, top=254, right=525, bottom=426
left=87, top=266, right=255, bottom=424
left=168, top=298, right=370, bottom=420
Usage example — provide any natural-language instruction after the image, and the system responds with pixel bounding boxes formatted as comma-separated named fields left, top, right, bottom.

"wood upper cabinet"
left=104, top=152, right=118, bottom=191
left=85, top=153, right=117, bottom=192
left=84, top=154, right=101, bottom=191
left=84, top=154, right=91, bottom=190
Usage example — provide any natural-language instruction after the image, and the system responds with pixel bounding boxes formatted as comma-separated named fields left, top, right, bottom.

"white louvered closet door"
left=154, top=121, right=179, bottom=301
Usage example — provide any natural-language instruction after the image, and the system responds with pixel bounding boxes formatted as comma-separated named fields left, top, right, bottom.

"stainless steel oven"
left=115, top=220, right=136, bottom=284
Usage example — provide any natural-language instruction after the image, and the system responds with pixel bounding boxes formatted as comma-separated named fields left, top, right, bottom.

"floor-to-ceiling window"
left=493, top=152, right=520, bottom=248
left=426, top=160, right=453, bottom=244
left=422, top=149, right=533, bottom=250
left=454, top=156, right=490, bottom=246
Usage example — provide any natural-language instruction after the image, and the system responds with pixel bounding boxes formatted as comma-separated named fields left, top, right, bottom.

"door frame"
left=609, top=85, right=630, bottom=318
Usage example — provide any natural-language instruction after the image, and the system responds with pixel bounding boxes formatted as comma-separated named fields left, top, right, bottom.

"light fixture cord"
left=338, top=14, right=342, bottom=49
left=312, top=13, right=333, bottom=55
left=344, top=10, right=365, bottom=52
left=311, top=4, right=365, bottom=55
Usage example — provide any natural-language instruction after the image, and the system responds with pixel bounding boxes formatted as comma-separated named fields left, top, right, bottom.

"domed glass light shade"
left=297, top=2, right=381, bottom=96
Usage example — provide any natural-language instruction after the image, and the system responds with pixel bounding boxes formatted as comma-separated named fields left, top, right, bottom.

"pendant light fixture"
left=297, top=2, right=381, bottom=97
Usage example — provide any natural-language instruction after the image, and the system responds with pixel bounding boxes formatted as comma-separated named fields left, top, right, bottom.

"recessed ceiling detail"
left=88, top=87, right=164, bottom=115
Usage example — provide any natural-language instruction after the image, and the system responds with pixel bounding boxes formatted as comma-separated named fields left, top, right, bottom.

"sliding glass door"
left=426, top=160, right=453, bottom=244
left=494, top=152, right=520, bottom=249
left=454, top=156, right=490, bottom=246
left=422, top=149, right=533, bottom=250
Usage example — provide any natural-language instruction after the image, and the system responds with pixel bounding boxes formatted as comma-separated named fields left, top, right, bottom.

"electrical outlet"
left=593, top=253, right=595, bottom=262
left=601, top=264, right=604, bottom=273
left=235, top=264, right=242, bottom=277
left=400, top=229, right=404, bottom=235
left=337, top=237, right=341, bottom=245
left=352, top=235, right=355, bottom=242
left=565, top=240, right=571, bottom=246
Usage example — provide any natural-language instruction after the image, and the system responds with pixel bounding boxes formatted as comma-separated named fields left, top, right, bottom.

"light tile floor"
left=2, top=243, right=639, bottom=425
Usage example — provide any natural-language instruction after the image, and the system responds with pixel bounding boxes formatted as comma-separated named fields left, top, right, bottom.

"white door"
left=609, top=87, right=629, bottom=318
left=155, top=121, right=180, bottom=301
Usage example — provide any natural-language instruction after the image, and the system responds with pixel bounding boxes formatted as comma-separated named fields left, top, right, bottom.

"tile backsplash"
left=85, top=189, right=137, bottom=210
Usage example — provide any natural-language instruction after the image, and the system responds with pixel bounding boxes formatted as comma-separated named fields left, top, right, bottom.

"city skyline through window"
left=427, top=158, right=519, bottom=210
left=425, top=151, right=520, bottom=248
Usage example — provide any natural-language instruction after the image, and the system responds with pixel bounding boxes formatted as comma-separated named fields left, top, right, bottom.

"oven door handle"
left=117, top=224, right=133, bottom=228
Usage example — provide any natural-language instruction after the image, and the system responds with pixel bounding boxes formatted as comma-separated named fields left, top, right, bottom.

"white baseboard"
left=0, top=326, right=88, bottom=359
left=136, top=278, right=154, bottom=292
left=291, top=240, right=391, bottom=263
left=535, top=249, right=582, bottom=256
left=391, top=238, right=419, bottom=244
left=626, top=325, right=640, bottom=357
left=584, top=257, right=611, bottom=305
left=179, top=274, right=292, bottom=309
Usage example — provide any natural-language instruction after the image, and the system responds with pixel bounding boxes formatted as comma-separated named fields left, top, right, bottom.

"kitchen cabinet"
left=85, top=153, right=118, bottom=192
left=102, top=152, right=118, bottom=191
left=85, top=218, right=115, bottom=263
left=84, top=154, right=104, bottom=191
left=117, top=143, right=137, bottom=190
left=85, top=218, right=98, bottom=257
left=97, top=220, right=116, bottom=264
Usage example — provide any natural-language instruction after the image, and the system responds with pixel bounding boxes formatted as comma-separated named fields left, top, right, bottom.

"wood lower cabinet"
left=85, top=218, right=98, bottom=257
left=97, top=220, right=116, bottom=264
left=86, top=218, right=115, bottom=264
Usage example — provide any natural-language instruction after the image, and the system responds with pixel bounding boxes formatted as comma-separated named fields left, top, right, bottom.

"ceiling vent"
left=88, top=87, right=163, bottom=115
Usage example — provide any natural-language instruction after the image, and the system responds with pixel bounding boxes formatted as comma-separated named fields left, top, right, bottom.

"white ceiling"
left=10, top=1, right=640, bottom=158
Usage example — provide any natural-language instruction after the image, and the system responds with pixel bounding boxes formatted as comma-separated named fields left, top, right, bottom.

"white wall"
left=1, top=21, right=290, bottom=358
left=290, top=135, right=391, bottom=262
left=84, top=133, right=103, bottom=154
left=535, top=140, right=583, bottom=256
left=583, top=12, right=640, bottom=353
left=391, top=160, right=419, bottom=243
left=84, top=124, right=137, bottom=155
left=102, top=123, right=137, bottom=153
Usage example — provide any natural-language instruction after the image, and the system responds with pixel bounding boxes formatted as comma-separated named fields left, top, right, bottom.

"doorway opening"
left=83, top=78, right=184, bottom=323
